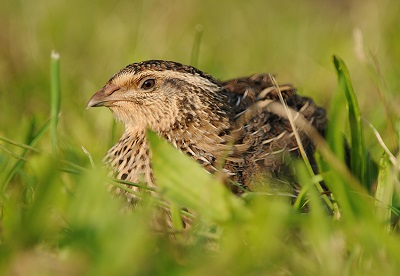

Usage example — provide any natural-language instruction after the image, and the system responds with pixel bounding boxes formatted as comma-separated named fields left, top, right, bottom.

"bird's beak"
left=86, top=84, right=121, bottom=109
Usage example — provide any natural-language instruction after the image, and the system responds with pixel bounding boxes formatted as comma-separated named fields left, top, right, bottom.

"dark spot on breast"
left=188, top=103, right=196, bottom=111
left=186, top=113, right=194, bottom=124
left=171, top=121, right=180, bottom=130
left=218, top=130, right=227, bottom=137
left=121, top=173, right=128, bottom=180
left=178, top=97, right=189, bottom=110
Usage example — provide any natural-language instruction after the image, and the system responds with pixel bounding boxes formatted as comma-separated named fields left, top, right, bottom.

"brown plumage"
left=87, top=60, right=326, bottom=199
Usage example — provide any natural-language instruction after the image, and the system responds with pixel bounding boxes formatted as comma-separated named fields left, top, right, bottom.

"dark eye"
left=141, top=79, right=156, bottom=90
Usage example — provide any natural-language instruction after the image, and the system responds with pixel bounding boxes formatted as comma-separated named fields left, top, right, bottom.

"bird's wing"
left=220, top=74, right=327, bottom=188
left=220, top=73, right=326, bottom=136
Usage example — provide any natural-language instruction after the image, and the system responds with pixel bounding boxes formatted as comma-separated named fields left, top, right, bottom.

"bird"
left=87, top=60, right=327, bottom=201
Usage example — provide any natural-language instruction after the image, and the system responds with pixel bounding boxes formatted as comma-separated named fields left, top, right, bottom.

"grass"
left=1, top=0, right=400, bottom=274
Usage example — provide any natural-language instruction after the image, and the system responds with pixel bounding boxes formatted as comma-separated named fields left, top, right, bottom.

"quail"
left=87, top=60, right=327, bottom=199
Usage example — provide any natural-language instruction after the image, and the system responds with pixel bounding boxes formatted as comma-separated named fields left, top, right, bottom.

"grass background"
left=1, top=0, right=400, bottom=274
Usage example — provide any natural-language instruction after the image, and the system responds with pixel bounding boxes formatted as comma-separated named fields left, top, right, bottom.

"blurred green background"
left=1, top=0, right=399, bottom=154
left=1, top=0, right=400, bottom=274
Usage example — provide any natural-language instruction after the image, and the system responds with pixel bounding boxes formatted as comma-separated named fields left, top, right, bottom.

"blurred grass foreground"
left=1, top=0, right=400, bottom=275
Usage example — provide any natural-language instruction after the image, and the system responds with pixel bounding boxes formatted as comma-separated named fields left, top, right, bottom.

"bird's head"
left=87, top=60, right=224, bottom=132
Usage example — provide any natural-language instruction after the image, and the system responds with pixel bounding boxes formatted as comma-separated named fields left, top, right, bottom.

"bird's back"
left=219, top=74, right=327, bottom=192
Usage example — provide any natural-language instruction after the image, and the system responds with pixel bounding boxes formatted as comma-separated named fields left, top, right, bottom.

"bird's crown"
left=110, top=60, right=219, bottom=85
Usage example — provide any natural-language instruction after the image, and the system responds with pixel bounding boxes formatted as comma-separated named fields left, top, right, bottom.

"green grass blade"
left=313, top=56, right=376, bottom=218
left=0, top=136, right=40, bottom=153
left=190, top=24, right=203, bottom=67
left=317, top=69, right=354, bottom=217
left=2, top=119, right=51, bottom=192
left=389, top=205, right=400, bottom=218
left=333, top=56, right=369, bottom=189
left=50, top=51, right=61, bottom=154
left=0, top=144, right=28, bottom=162
left=147, top=130, right=250, bottom=223
left=375, top=153, right=394, bottom=229
left=170, top=202, right=184, bottom=231
left=325, top=71, right=347, bottom=163
left=81, top=146, right=95, bottom=168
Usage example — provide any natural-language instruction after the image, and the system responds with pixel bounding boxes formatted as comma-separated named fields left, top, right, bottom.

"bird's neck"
left=105, top=128, right=152, bottom=185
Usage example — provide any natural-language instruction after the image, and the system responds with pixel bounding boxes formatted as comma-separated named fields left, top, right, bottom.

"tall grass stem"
left=50, top=51, right=61, bottom=154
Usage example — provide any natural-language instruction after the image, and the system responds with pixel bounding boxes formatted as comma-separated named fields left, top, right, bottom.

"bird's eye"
left=141, top=79, right=156, bottom=90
